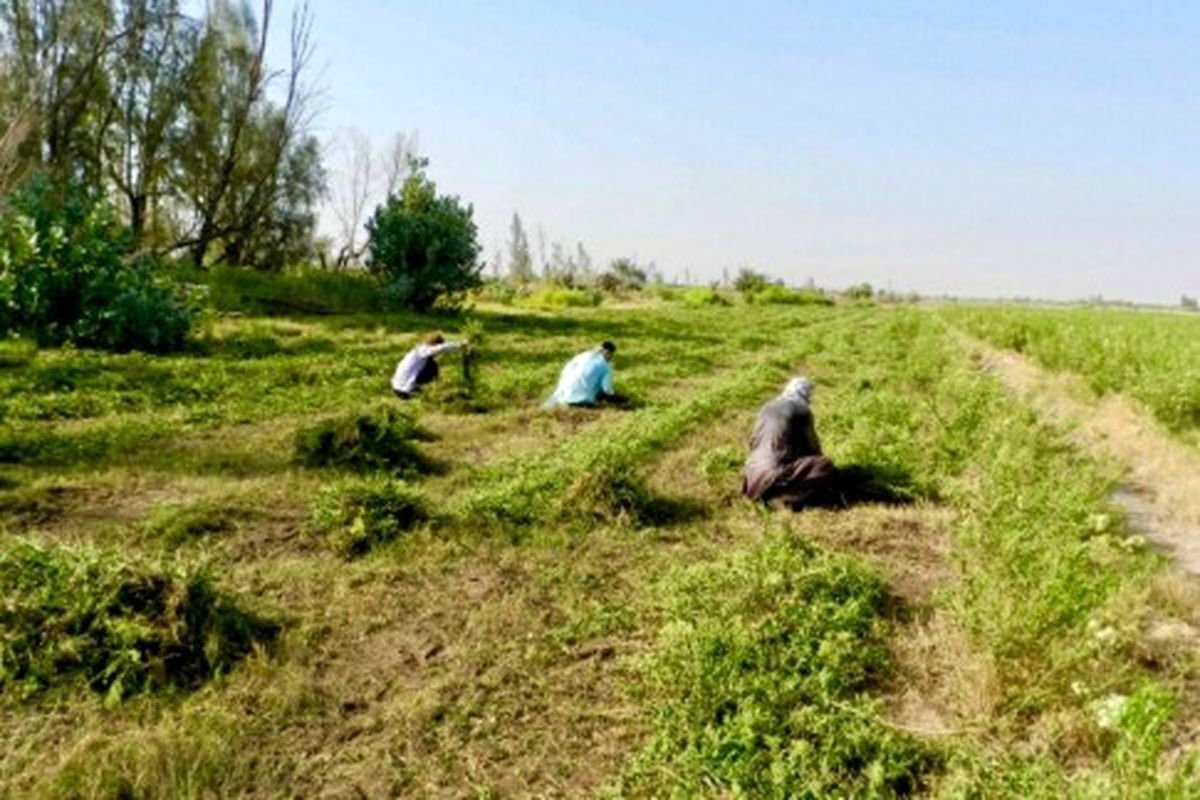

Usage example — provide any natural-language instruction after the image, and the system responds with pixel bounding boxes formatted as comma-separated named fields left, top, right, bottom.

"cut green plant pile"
left=308, top=475, right=427, bottom=556
left=294, top=405, right=436, bottom=474
left=0, top=540, right=277, bottom=700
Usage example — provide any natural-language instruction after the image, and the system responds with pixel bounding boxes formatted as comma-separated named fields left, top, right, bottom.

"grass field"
left=943, top=305, right=1200, bottom=448
left=2, top=298, right=1199, bottom=797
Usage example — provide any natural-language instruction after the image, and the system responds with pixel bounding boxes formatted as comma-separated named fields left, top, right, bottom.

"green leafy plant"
left=365, top=160, right=482, bottom=311
left=308, top=475, right=428, bottom=557
left=625, top=534, right=936, bottom=795
left=0, top=540, right=278, bottom=700
left=0, top=176, right=195, bottom=352
left=294, top=405, right=436, bottom=474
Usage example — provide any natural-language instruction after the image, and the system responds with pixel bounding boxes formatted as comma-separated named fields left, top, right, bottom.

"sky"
left=276, top=1, right=1199, bottom=303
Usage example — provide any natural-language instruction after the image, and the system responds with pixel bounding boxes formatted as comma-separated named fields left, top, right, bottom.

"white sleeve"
left=423, top=342, right=462, bottom=357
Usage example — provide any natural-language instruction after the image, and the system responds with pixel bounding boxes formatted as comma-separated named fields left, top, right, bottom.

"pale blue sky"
left=286, top=1, right=1199, bottom=303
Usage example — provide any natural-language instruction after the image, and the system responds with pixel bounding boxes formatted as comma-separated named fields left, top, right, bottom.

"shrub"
left=520, top=286, right=601, bottom=309
left=598, top=258, right=648, bottom=292
left=365, top=161, right=482, bottom=311
left=294, top=405, right=436, bottom=475
left=0, top=176, right=195, bottom=352
left=732, top=267, right=773, bottom=294
left=746, top=285, right=834, bottom=306
left=308, top=475, right=427, bottom=557
left=679, top=286, right=729, bottom=308
left=0, top=540, right=278, bottom=700
left=845, top=282, right=875, bottom=301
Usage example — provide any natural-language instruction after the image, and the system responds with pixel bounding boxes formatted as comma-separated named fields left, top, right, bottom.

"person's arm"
left=600, top=361, right=615, bottom=396
left=422, top=341, right=462, bottom=358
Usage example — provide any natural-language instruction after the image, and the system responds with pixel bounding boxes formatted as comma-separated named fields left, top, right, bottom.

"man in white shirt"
left=392, top=334, right=463, bottom=399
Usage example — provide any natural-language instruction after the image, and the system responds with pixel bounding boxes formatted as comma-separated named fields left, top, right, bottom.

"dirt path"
left=960, top=335, right=1200, bottom=574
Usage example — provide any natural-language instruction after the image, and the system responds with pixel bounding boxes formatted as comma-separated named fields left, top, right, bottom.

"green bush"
left=365, top=161, right=482, bottom=311
left=519, top=286, right=601, bottom=309
left=196, top=265, right=385, bottom=315
left=747, top=285, right=834, bottom=306
left=679, top=286, right=730, bottom=308
left=732, top=267, right=773, bottom=294
left=0, top=540, right=278, bottom=700
left=294, top=405, right=436, bottom=475
left=308, top=475, right=427, bottom=557
left=0, top=176, right=195, bottom=352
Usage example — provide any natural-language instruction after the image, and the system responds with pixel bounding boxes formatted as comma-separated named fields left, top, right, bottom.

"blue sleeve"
left=600, top=362, right=614, bottom=395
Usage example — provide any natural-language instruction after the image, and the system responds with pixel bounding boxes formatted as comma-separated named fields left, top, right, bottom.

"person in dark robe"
left=741, top=376, right=844, bottom=510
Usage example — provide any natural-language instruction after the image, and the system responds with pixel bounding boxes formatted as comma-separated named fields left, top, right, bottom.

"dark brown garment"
left=742, top=396, right=841, bottom=509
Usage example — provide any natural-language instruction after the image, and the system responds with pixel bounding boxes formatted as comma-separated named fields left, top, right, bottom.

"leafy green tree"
left=365, top=160, right=482, bottom=311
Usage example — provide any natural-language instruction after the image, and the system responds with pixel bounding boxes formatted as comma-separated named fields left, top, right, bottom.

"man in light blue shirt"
left=546, top=341, right=622, bottom=407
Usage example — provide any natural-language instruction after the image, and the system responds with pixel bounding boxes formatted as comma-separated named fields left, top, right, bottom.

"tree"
left=608, top=257, right=647, bottom=289
left=171, top=0, right=319, bottom=268
left=733, top=267, right=772, bottom=294
left=364, top=160, right=482, bottom=311
left=0, top=0, right=116, bottom=182
left=507, top=211, right=533, bottom=283
left=574, top=242, right=593, bottom=278
left=0, top=0, right=325, bottom=269
left=103, top=0, right=193, bottom=249
left=1183, top=294, right=1198, bottom=312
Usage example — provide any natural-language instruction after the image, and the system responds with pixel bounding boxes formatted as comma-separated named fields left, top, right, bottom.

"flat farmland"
left=2, top=300, right=1198, bottom=798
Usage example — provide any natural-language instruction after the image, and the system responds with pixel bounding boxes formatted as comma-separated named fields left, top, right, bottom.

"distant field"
left=944, top=305, right=1200, bottom=446
left=1, top=301, right=1198, bottom=797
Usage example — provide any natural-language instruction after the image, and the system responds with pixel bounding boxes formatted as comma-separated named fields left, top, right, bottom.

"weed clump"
left=294, top=405, right=435, bottom=475
left=0, top=540, right=279, bottom=700
left=308, top=475, right=428, bottom=557
left=562, top=457, right=657, bottom=525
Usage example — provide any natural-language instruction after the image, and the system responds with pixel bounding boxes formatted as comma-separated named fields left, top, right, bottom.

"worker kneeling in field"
left=391, top=333, right=462, bottom=399
left=545, top=341, right=626, bottom=408
left=741, top=376, right=843, bottom=510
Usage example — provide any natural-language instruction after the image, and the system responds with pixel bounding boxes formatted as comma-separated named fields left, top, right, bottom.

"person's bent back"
left=392, top=333, right=462, bottom=399
left=546, top=341, right=619, bottom=407
left=742, top=377, right=839, bottom=507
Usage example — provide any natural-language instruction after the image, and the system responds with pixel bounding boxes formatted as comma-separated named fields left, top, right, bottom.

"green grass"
left=620, top=532, right=937, bottom=797
left=1, top=299, right=1197, bottom=796
left=943, top=304, right=1200, bottom=444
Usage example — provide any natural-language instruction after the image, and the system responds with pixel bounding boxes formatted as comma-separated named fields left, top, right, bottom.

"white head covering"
left=781, top=376, right=814, bottom=403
